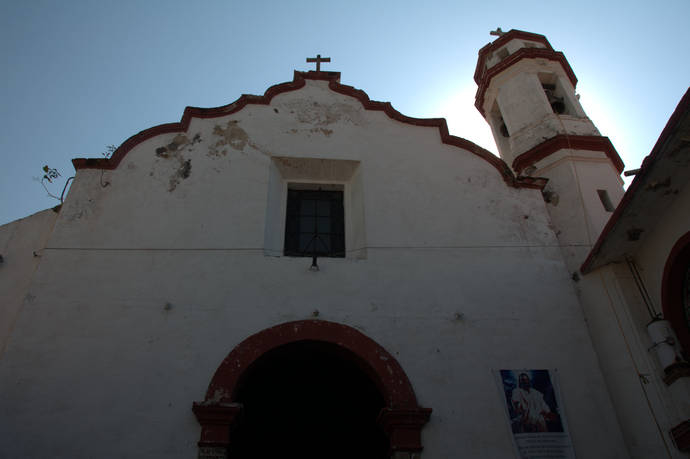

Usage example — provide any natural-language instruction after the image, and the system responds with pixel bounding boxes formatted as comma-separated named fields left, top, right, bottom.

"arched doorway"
left=193, top=320, right=431, bottom=459
left=662, top=231, right=690, bottom=355
left=230, top=340, right=388, bottom=458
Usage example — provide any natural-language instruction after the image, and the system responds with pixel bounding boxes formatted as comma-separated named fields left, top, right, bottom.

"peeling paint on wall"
left=210, top=121, right=249, bottom=156
left=155, top=133, right=201, bottom=158
left=210, top=119, right=273, bottom=159
left=65, top=196, right=98, bottom=221
left=286, top=127, right=333, bottom=137
left=152, top=132, right=201, bottom=192
left=280, top=100, right=364, bottom=127
left=168, top=159, right=192, bottom=192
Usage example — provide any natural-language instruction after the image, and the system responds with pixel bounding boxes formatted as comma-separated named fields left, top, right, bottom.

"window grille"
left=284, top=189, right=345, bottom=257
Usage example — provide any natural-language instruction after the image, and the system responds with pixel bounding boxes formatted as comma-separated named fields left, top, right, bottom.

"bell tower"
left=475, top=29, right=626, bottom=272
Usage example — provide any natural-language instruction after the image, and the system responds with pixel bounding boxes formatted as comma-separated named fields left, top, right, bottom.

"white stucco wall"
left=482, top=58, right=600, bottom=165
left=0, top=208, right=58, bottom=359
left=634, top=181, right=690, bottom=311
left=0, top=80, right=628, bottom=458
left=566, top=173, right=690, bottom=459
left=577, top=266, right=683, bottom=458
left=632, top=180, right=690, bottom=425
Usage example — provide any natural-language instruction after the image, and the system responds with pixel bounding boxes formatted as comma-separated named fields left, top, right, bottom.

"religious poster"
left=496, top=369, right=576, bottom=459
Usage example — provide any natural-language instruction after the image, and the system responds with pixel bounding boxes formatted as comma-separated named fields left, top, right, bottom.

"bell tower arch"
left=475, top=29, right=626, bottom=271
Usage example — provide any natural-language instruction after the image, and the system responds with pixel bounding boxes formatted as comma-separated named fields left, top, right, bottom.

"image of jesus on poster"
left=500, top=370, right=564, bottom=434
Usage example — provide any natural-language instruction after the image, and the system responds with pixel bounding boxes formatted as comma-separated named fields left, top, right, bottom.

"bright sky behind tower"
left=1, top=0, right=689, bottom=225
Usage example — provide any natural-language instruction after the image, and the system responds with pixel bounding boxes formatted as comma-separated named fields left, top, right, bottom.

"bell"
left=544, top=87, right=566, bottom=114
left=551, top=99, right=566, bottom=114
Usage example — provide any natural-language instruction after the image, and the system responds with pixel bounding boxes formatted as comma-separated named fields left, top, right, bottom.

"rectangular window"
left=284, top=188, right=345, bottom=257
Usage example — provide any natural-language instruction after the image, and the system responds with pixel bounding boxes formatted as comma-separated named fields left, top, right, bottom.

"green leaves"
left=42, top=166, right=60, bottom=183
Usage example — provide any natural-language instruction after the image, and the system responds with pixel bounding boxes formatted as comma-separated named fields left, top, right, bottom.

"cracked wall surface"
left=0, top=78, right=630, bottom=459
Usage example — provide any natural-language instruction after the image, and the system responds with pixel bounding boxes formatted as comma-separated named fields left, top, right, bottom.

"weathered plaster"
left=635, top=180, right=690, bottom=325
left=210, top=121, right=249, bottom=155
left=0, top=209, right=58, bottom=358
left=152, top=132, right=201, bottom=191
left=0, top=72, right=631, bottom=458
left=475, top=32, right=683, bottom=458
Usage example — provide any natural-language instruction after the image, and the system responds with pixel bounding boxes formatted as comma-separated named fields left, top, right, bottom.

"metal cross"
left=306, top=54, right=331, bottom=72
left=490, top=27, right=505, bottom=37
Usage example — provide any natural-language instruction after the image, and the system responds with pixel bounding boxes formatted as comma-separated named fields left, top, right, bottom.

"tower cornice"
left=512, top=134, right=624, bottom=175
left=474, top=30, right=555, bottom=84
left=475, top=47, right=578, bottom=117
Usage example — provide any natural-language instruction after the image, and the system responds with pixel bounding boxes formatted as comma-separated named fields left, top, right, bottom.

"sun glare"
left=434, top=83, right=498, bottom=156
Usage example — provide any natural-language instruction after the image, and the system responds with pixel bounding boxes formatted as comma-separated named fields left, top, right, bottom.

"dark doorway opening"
left=229, top=340, right=389, bottom=459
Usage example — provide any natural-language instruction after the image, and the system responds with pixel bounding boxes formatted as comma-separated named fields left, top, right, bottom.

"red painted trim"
left=475, top=48, right=578, bottom=117
left=671, top=419, right=690, bottom=451
left=202, top=319, right=421, bottom=408
left=192, top=403, right=243, bottom=447
left=512, top=134, right=624, bottom=174
left=474, top=30, right=554, bottom=84
left=72, top=73, right=308, bottom=171
left=72, top=70, right=533, bottom=189
left=324, top=78, right=525, bottom=188
left=515, top=176, right=549, bottom=189
left=581, top=88, right=690, bottom=273
left=193, top=320, right=431, bottom=452
left=661, top=232, right=690, bottom=354
left=378, top=408, right=432, bottom=452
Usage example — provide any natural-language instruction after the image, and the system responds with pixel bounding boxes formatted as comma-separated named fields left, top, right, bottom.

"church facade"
left=0, top=30, right=688, bottom=458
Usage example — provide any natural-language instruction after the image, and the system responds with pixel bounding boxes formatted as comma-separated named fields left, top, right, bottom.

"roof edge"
left=581, top=87, right=690, bottom=273
left=72, top=70, right=535, bottom=189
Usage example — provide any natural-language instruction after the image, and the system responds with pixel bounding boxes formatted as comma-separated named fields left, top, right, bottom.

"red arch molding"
left=662, top=231, right=690, bottom=354
left=71, top=70, right=545, bottom=190
left=192, top=320, right=432, bottom=453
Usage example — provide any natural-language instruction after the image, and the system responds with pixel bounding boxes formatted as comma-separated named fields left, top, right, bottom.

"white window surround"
left=264, top=156, right=367, bottom=259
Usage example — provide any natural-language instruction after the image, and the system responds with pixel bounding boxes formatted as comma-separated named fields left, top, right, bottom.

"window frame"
left=263, top=157, right=366, bottom=260
left=283, top=185, right=346, bottom=258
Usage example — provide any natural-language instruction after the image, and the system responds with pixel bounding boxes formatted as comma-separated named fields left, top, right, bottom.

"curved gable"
left=72, top=71, right=544, bottom=190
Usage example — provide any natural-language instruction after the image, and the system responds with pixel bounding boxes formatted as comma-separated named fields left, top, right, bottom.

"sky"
left=1, top=0, right=688, bottom=225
